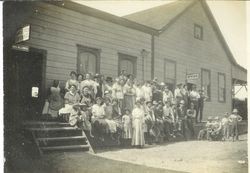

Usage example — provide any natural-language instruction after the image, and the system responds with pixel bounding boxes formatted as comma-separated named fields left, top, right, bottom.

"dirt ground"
left=5, top=135, right=248, bottom=173
left=97, top=134, right=248, bottom=173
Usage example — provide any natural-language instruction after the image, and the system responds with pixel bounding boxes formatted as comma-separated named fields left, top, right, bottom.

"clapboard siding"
left=25, top=2, right=151, bottom=88
left=154, top=2, right=232, bottom=119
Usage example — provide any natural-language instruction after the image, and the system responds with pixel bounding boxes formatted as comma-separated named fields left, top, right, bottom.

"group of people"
left=198, top=109, right=243, bottom=142
left=42, top=70, right=238, bottom=148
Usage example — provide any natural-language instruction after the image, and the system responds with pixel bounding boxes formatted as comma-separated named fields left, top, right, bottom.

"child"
left=210, top=117, right=222, bottom=141
left=228, top=109, right=242, bottom=141
left=221, top=112, right=230, bottom=141
left=197, top=116, right=213, bottom=140
left=122, top=109, right=132, bottom=139
left=163, top=100, right=174, bottom=140
left=131, top=100, right=145, bottom=148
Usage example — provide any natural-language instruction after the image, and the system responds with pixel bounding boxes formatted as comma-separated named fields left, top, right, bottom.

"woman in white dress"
left=65, top=71, right=78, bottom=92
left=131, top=100, right=145, bottom=147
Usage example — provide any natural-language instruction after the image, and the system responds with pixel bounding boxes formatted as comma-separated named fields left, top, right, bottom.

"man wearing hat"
left=197, top=89, right=208, bottom=123
left=189, top=85, right=200, bottom=123
left=174, top=83, right=183, bottom=105
left=228, top=109, right=242, bottom=141
left=177, top=100, right=188, bottom=140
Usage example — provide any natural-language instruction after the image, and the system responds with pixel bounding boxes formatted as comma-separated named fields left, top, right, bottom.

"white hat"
left=232, top=109, right=238, bottom=113
left=180, top=100, right=185, bottom=104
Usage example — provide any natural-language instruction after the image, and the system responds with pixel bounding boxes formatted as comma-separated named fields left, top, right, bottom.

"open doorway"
left=10, top=48, right=46, bottom=120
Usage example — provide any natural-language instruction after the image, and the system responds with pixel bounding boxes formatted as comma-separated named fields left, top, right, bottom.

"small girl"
left=122, top=109, right=132, bottom=139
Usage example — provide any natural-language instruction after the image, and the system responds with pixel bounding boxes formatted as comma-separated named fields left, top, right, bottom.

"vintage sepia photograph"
left=3, top=0, right=248, bottom=173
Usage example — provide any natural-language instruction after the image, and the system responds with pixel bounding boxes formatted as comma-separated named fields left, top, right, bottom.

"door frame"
left=76, top=44, right=101, bottom=74
left=164, top=58, right=176, bottom=89
left=118, top=52, right=137, bottom=77
left=26, top=47, right=47, bottom=101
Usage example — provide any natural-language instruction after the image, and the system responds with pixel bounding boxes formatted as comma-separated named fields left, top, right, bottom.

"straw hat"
left=232, top=109, right=238, bottom=113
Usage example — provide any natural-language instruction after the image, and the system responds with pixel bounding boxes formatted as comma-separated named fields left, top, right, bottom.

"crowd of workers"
left=42, top=70, right=243, bottom=147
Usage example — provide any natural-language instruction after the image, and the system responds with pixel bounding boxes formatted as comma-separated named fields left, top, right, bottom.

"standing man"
left=174, top=83, right=183, bottom=105
left=228, top=109, right=242, bottom=141
left=189, top=85, right=200, bottom=123
left=197, top=89, right=207, bottom=123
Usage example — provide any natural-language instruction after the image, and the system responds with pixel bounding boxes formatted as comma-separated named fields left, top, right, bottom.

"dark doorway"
left=10, top=48, right=46, bottom=120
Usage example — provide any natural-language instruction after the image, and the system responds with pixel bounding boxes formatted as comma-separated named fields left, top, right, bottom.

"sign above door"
left=15, top=25, right=30, bottom=44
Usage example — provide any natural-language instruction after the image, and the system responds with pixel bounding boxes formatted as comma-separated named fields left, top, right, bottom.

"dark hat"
left=146, top=101, right=152, bottom=105
left=106, top=76, right=113, bottom=82
left=177, top=83, right=182, bottom=86
left=96, top=97, right=103, bottom=101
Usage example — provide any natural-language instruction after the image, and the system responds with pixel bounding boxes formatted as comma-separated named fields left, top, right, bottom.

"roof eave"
left=46, top=1, right=158, bottom=35
left=199, top=0, right=247, bottom=73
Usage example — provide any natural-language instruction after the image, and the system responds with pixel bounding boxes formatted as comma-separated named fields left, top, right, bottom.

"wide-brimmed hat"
left=96, top=97, right=103, bottom=101
left=177, top=83, right=182, bottom=86
left=153, top=101, right=158, bottom=105
left=232, top=109, right=238, bottom=113
left=208, top=116, right=213, bottom=121
left=104, top=90, right=110, bottom=95
left=160, top=82, right=165, bottom=86
left=180, top=100, right=185, bottom=105
left=214, top=116, right=219, bottom=120
left=106, top=76, right=113, bottom=82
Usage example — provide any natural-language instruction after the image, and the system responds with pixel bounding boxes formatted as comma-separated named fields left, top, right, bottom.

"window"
left=118, top=53, right=137, bottom=77
left=218, top=73, right=226, bottom=102
left=201, top=68, right=211, bottom=100
left=77, top=45, right=100, bottom=75
left=194, top=24, right=203, bottom=40
left=164, top=59, right=176, bottom=92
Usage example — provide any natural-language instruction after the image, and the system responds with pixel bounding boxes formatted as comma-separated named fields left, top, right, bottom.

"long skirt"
left=132, top=119, right=145, bottom=146
left=105, top=119, right=117, bottom=133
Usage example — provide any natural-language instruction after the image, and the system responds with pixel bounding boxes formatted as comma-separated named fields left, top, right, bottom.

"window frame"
left=201, top=68, right=211, bottom=101
left=218, top=72, right=226, bottom=103
left=76, top=44, right=101, bottom=75
left=118, top=52, right=137, bottom=77
left=164, top=58, right=177, bottom=91
left=194, top=23, right=203, bottom=40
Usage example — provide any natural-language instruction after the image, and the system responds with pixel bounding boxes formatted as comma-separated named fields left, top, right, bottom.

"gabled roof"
left=46, top=1, right=158, bottom=35
left=124, top=0, right=247, bottom=73
left=123, top=0, right=195, bottom=30
left=48, top=0, right=246, bottom=74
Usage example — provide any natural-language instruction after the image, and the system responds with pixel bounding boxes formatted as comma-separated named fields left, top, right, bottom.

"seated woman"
left=80, top=86, right=94, bottom=107
left=69, top=102, right=94, bottom=137
left=91, top=97, right=109, bottom=141
left=104, top=98, right=118, bottom=139
left=42, top=80, right=64, bottom=118
left=65, top=71, right=78, bottom=93
left=80, top=73, right=97, bottom=99
left=59, top=84, right=80, bottom=121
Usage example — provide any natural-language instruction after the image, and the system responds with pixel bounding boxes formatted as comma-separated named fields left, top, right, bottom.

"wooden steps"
left=23, top=121, right=94, bottom=155
left=41, top=145, right=90, bottom=153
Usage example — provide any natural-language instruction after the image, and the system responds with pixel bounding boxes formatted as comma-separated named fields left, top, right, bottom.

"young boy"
left=197, top=116, right=213, bottom=140
left=163, top=100, right=175, bottom=140
left=228, top=109, right=242, bottom=141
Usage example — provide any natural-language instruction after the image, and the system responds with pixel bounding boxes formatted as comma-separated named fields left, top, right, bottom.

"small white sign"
left=15, top=25, right=30, bottom=44
left=186, top=73, right=199, bottom=80
left=31, top=87, right=39, bottom=98
left=12, top=44, right=29, bottom=52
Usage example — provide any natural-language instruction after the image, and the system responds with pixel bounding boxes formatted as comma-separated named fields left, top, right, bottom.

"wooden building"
left=4, top=0, right=247, bottom=122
